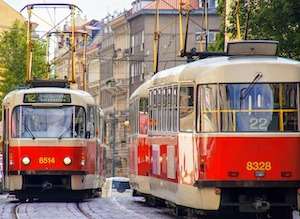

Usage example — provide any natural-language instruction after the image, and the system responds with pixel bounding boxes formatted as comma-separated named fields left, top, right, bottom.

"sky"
left=4, top=0, right=133, bottom=20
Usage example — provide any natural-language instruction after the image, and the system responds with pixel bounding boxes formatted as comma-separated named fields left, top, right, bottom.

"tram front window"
left=12, top=106, right=86, bottom=138
left=199, top=83, right=299, bottom=132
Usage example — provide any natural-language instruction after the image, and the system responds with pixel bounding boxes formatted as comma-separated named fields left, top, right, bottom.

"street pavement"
left=0, top=194, right=299, bottom=219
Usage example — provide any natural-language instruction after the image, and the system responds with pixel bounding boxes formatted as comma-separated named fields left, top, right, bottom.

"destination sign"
left=24, top=93, right=71, bottom=103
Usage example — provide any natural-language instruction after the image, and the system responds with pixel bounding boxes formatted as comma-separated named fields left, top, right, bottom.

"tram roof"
left=131, top=56, right=300, bottom=99
left=3, top=87, right=95, bottom=106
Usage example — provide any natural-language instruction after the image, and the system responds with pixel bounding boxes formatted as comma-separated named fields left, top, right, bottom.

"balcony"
left=113, top=48, right=131, bottom=60
left=102, top=78, right=129, bottom=94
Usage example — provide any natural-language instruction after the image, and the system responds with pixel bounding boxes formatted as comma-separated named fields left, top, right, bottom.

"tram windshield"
left=199, top=83, right=299, bottom=132
left=12, top=106, right=86, bottom=139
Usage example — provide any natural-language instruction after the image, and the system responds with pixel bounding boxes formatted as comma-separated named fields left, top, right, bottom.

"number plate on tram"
left=246, top=161, right=272, bottom=171
left=39, top=157, right=56, bottom=164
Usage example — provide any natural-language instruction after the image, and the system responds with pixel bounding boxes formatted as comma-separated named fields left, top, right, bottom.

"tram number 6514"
left=39, top=157, right=55, bottom=164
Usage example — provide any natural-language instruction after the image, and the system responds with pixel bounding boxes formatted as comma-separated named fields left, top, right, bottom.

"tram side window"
left=167, top=87, right=172, bottom=131
left=149, top=91, right=153, bottom=131
left=135, top=98, right=139, bottom=134
left=173, top=86, right=178, bottom=132
left=199, top=84, right=219, bottom=132
left=179, top=86, right=194, bottom=132
left=129, top=98, right=139, bottom=134
left=198, top=83, right=299, bottom=133
left=153, top=89, right=158, bottom=131
left=162, top=88, right=167, bottom=131
left=139, top=97, right=149, bottom=134
left=282, top=84, right=298, bottom=131
left=75, top=106, right=86, bottom=138
left=129, top=102, right=134, bottom=134
left=87, top=106, right=96, bottom=138
left=157, top=88, right=162, bottom=131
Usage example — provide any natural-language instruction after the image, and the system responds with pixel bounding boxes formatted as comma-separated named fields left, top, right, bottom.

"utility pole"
left=70, top=5, right=76, bottom=83
left=82, top=32, right=88, bottom=91
left=111, top=109, right=117, bottom=177
left=205, top=0, right=209, bottom=51
left=153, top=0, right=160, bottom=74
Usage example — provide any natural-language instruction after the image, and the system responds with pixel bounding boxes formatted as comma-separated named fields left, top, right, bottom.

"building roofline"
left=127, top=8, right=217, bottom=21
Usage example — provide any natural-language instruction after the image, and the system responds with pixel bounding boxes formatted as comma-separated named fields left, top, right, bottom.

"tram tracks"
left=13, top=203, right=21, bottom=219
left=12, top=202, right=92, bottom=219
left=1, top=195, right=174, bottom=219
left=76, top=202, right=94, bottom=219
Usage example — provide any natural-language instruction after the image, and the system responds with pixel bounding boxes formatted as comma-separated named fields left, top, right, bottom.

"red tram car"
left=129, top=41, right=300, bottom=217
left=1, top=81, right=105, bottom=201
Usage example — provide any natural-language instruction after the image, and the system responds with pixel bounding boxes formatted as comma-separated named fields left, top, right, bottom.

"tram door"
left=2, top=107, right=9, bottom=190
left=87, top=106, right=97, bottom=175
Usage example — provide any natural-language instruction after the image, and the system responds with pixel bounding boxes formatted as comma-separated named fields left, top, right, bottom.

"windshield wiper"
left=239, top=73, right=263, bottom=108
left=58, top=128, right=72, bottom=140
left=24, top=123, right=36, bottom=140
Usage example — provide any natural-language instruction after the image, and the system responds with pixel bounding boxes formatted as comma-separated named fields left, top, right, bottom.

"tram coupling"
left=252, top=199, right=271, bottom=212
left=42, top=181, right=53, bottom=191
left=239, top=197, right=271, bottom=213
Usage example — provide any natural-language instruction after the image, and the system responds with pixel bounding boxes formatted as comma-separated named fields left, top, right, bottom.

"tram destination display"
left=24, top=93, right=71, bottom=103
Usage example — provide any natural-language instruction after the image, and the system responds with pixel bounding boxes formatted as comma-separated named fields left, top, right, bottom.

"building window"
left=208, top=31, right=217, bottom=43
left=131, top=35, right=135, bottom=54
left=141, top=30, right=145, bottom=51
left=208, top=0, right=217, bottom=8
left=130, top=64, right=135, bottom=84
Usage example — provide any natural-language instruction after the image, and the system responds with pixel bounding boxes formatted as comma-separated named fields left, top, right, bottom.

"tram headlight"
left=63, top=157, right=72, bottom=165
left=22, top=157, right=30, bottom=165
left=80, top=160, right=85, bottom=166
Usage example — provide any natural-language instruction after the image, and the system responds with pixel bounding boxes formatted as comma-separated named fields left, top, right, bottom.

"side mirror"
left=86, top=131, right=91, bottom=139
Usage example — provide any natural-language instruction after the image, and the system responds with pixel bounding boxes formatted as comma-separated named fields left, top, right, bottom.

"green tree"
left=209, top=0, right=300, bottom=60
left=0, top=21, right=47, bottom=101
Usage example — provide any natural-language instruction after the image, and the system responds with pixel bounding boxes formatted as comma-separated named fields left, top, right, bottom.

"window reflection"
left=198, top=83, right=299, bottom=133
left=200, top=85, right=218, bottom=132
left=179, top=86, right=194, bottom=132
left=12, top=106, right=86, bottom=138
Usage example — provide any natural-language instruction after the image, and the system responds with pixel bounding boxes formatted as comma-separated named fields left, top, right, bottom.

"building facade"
left=127, top=0, right=220, bottom=94
left=0, top=0, right=24, bottom=33
left=0, top=0, right=25, bottom=81
left=99, top=13, right=131, bottom=177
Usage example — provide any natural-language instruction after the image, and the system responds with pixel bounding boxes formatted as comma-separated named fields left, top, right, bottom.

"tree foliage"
left=210, top=0, right=300, bottom=60
left=0, top=21, right=47, bottom=101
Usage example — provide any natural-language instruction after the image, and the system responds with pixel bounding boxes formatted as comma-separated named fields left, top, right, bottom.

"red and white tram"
left=1, top=81, right=105, bottom=201
left=129, top=41, right=300, bottom=217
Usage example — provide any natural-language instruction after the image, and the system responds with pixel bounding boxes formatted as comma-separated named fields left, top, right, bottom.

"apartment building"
left=127, top=0, right=220, bottom=94
left=0, top=0, right=24, bottom=33
left=0, top=0, right=25, bottom=81
left=99, top=12, right=131, bottom=177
